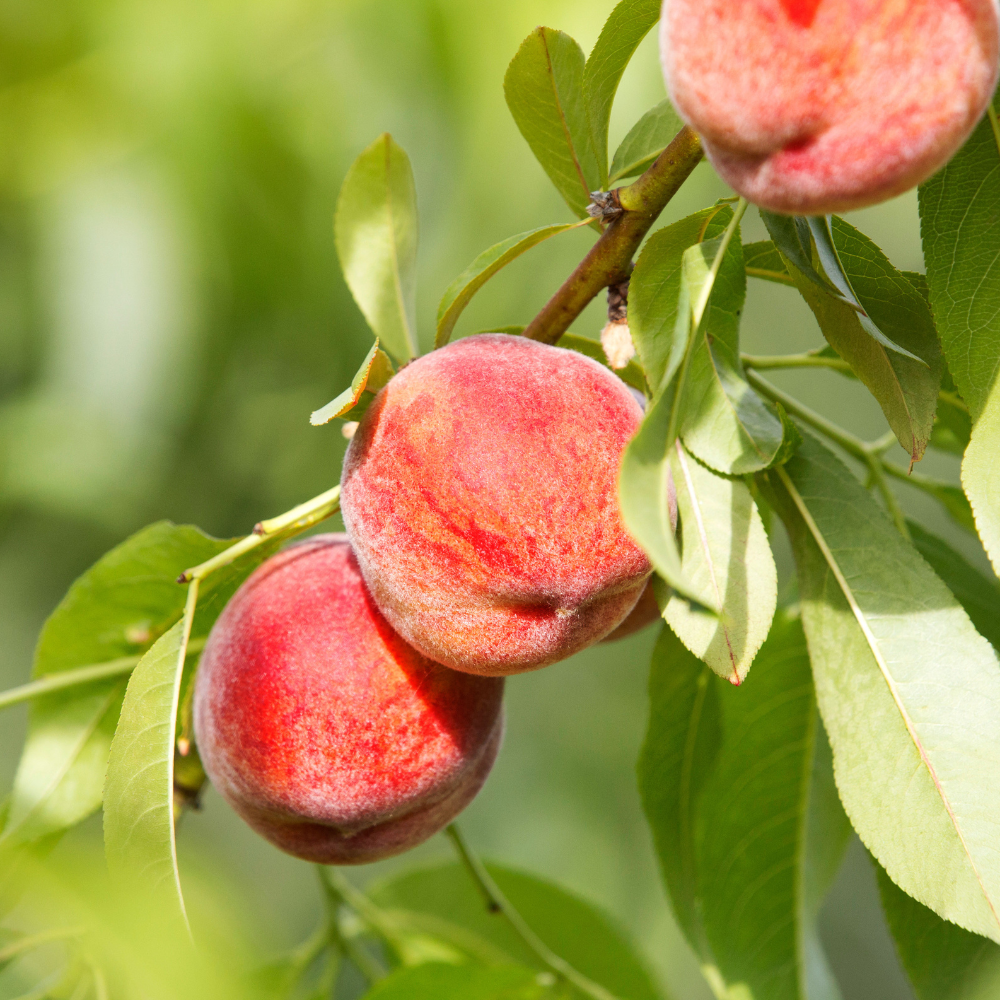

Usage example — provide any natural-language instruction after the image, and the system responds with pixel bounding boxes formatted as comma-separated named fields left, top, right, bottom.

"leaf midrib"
left=777, top=465, right=1000, bottom=934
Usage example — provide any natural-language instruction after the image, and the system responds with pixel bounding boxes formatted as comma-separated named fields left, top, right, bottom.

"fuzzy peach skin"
left=193, top=534, right=504, bottom=865
left=660, top=0, right=1000, bottom=215
left=340, top=334, right=652, bottom=676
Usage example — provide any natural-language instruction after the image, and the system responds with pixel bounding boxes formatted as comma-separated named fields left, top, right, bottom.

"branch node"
left=586, top=189, right=623, bottom=224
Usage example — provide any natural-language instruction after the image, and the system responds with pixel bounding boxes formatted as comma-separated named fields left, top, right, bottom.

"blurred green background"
left=0, top=0, right=980, bottom=997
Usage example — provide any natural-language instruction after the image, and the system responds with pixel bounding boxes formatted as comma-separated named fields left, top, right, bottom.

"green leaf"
left=362, top=964, right=553, bottom=1000
left=104, top=603, right=196, bottom=929
left=435, top=223, right=583, bottom=350
left=504, top=28, right=601, bottom=220
left=776, top=217, right=942, bottom=464
left=335, top=133, right=419, bottom=361
left=619, top=388, right=705, bottom=609
left=919, top=106, right=1000, bottom=421
left=368, top=863, right=663, bottom=1000
left=638, top=612, right=851, bottom=1000
left=1, top=523, right=233, bottom=846
left=760, top=212, right=837, bottom=297
left=310, top=340, right=394, bottom=426
left=556, top=332, right=647, bottom=394
left=920, top=108, right=1000, bottom=578
left=807, top=216, right=927, bottom=364
left=929, top=395, right=972, bottom=457
left=664, top=443, right=776, bottom=684
left=582, top=0, right=662, bottom=186
left=628, top=208, right=717, bottom=397
left=743, top=241, right=793, bottom=286
left=878, top=865, right=1000, bottom=1000
left=678, top=224, right=788, bottom=475
left=609, top=100, right=684, bottom=185
left=762, top=432, right=1000, bottom=942
left=907, top=521, right=1000, bottom=651
left=963, top=402, right=1000, bottom=578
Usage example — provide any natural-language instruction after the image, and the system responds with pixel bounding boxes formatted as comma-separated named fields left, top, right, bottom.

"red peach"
left=193, top=534, right=503, bottom=865
left=661, top=0, right=1000, bottom=214
left=340, top=334, right=652, bottom=676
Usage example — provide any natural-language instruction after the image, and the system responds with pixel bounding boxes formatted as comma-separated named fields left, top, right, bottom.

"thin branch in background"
left=445, top=824, right=622, bottom=1000
left=316, top=867, right=387, bottom=985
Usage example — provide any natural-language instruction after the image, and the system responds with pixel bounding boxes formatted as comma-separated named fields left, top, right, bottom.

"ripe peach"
left=660, top=0, right=1000, bottom=214
left=193, top=534, right=504, bottom=865
left=340, top=334, right=652, bottom=676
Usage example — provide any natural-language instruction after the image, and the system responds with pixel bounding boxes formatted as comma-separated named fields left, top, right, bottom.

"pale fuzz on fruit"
left=661, top=0, right=1000, bottom=214
left=194, top=534, right=504, bottom=865
left=340, top=334, right=652, bottom=676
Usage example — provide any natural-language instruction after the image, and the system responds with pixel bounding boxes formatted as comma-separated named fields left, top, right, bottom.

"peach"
left=193, top=534, right=504, bottom=865
left=660, top=0, right=1000, bottom=214
left=340, top=334, right=651, bottom=676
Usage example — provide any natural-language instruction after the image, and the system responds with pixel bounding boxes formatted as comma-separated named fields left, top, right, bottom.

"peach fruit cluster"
left=194, top=336, right=654, bottom=863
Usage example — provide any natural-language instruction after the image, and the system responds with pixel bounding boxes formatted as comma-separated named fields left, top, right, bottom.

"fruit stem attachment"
left=178, top=485, right=341, bottom=583
left=522, top=127, right=703, bottom=345
left=445, top=825, right=623, bottom=1000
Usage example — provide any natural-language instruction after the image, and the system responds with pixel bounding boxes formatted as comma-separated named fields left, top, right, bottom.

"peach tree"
left=3, top=1, right=1000, bottom=998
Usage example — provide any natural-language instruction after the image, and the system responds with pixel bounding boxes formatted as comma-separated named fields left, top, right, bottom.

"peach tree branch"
left=523, top=126, right=704, bottom=345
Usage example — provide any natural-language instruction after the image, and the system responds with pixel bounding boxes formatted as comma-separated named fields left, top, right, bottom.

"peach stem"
left=178, top=485, right=341, bottom=584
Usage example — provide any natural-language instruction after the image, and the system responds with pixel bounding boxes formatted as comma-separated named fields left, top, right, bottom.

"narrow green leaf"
left=919, top=104, right=1000, bottom=421
left=760, top=212, right=836, bottom=297
left=435, top=223, right=583, bottom=349
left=776, top=218, right=942, bottom=464
left=920, top=102, right=1000, bottom=567
left=310, top=340, right=394, bottom=426
left=362, top=963, right=553, bottom=1000
left=665, top=443, right=776, bottom=684
left=763, top=433, right=1000, bottom=942
left=619, top=388, right=706, bottom=609
left=335, top=133, right=419, bottom=361
left=743, top=240, right=793, bottom=286
left=583, top=0, right=660, bottom=186
left=964, top=399, right=1000, bottom=578
left=806, top=217, right=927, bottom=364
left=369, top=863, right=663, bottom=1000
left=908, top=521, right=1000, bottom=651
left=504, top=28, right=602, bottom=219
left=556, top=333, right=647, bottom=394
left=878, top=865, right=1000, bottom=1000
left=678, top=224, right=787, bottom=475
left=103, top=593, right=197, bottom=930
left=1, top=523, right=232, bottom=846
left=609, top=100, right=683, bottom=185
left=628, top=208, right=717, bottom=397
left=638, top=612, right=850, bottom=999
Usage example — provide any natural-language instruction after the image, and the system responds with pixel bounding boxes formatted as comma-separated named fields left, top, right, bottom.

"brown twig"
left=523, top=127, right=703, bottom=345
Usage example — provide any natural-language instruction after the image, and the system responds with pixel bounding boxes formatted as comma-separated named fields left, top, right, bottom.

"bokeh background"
left=0, top=1, right=983, bottom=997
